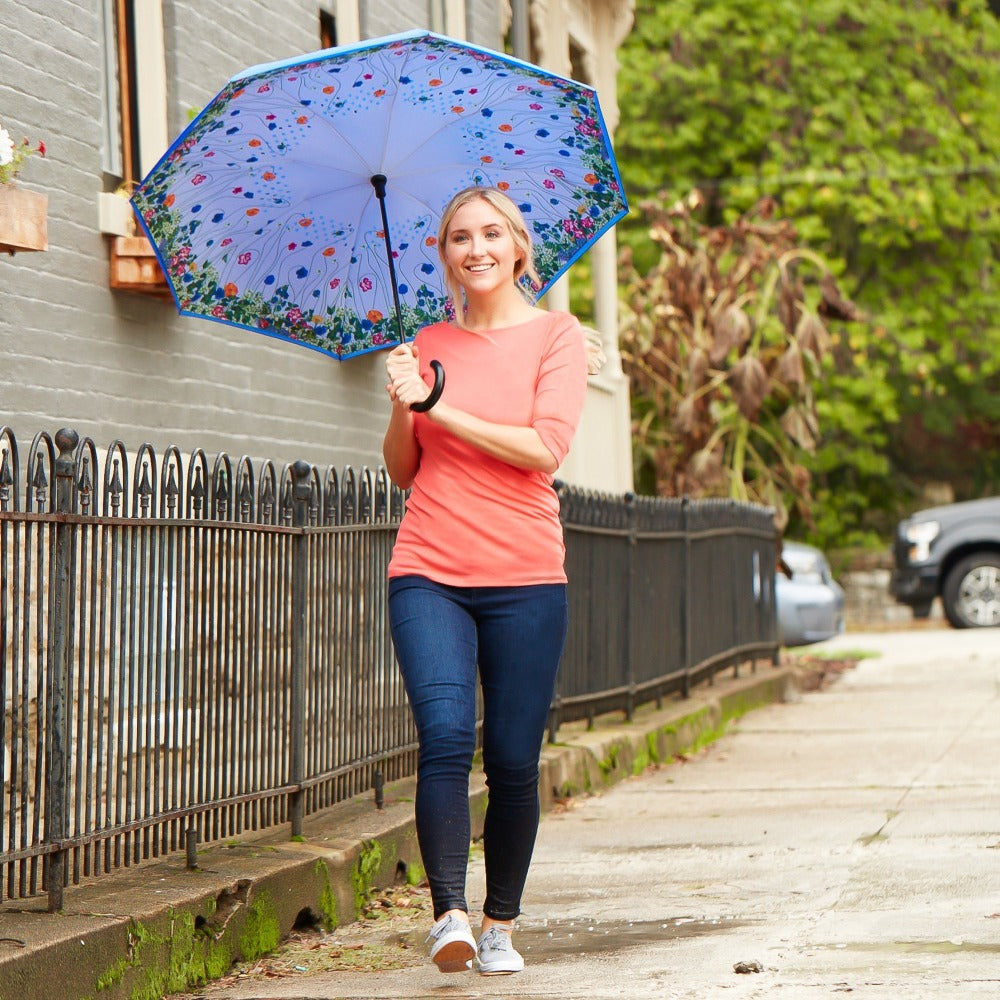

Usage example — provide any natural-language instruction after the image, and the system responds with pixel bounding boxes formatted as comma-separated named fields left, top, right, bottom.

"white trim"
left=98, top=191, right=135, bottom=236
left=445, top=0, right=467, bottom=37
left=335, top=0, right=361, bottom=44
left=133, top=0, right=169, bottom=179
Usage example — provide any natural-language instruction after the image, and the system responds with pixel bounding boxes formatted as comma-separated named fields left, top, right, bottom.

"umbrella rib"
left=382, top=72, right=589, bottom=178
left=261, top=80, right=376, bottom=176
left=245, top=83, right=385, bottom=237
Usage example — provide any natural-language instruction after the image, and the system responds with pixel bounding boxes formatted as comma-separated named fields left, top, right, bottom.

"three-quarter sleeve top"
left=387, top=310, right=588, bottom=586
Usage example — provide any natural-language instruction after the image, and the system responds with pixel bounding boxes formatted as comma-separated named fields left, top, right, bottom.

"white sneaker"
left=477, top=926, right=525, bottom=975
left=426, top=913, right=476, bottom=973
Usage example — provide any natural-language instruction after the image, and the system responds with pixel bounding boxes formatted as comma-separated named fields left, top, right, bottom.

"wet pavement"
left=167, top=628, right=1000, bottom=999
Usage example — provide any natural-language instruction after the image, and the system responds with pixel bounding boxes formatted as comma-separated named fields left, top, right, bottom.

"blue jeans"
left=388, top=575, right=567, bottom=921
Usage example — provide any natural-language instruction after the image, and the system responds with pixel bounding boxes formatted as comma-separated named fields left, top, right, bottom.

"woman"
left=382, top=186, right=588, bottom=976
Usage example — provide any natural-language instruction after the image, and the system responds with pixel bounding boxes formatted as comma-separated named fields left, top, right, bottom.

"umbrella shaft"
left=370, top=174, right=405, bottom=345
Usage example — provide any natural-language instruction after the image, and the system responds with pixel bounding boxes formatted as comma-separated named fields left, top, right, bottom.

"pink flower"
left=238, top=252, right=252, bottom=265
left=544, top=179, right=556, bottom=189
left=221, top=238, right=233, bottom=247
left=329, top=278, right=341, bottom=290
left=359, top=277, right=373, bottom=292
left=191, top=173, right=207, bottom=185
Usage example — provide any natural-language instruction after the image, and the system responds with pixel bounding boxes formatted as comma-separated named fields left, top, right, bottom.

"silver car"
left=776, top=541, right=846, bottom=646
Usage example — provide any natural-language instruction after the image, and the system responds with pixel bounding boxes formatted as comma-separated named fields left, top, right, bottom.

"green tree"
left=616, top=0, right=1000, bottom=546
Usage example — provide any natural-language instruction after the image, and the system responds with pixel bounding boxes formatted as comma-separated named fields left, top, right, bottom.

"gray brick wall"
left=0, top=0, right=504, bottom=469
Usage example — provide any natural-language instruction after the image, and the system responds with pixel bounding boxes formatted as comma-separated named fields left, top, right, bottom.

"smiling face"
left=442, top=197, right=525, bottom=300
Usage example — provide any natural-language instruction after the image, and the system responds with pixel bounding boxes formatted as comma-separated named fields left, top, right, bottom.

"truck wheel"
left=942, top=553, right=1000, bottom=628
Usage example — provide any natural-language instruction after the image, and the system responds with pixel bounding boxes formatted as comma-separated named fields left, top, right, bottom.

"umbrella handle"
left=410, top=360, right=445, bottom=413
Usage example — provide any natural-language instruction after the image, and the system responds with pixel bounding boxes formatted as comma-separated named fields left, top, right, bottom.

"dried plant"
left=620, top=191, right=861, bottom=530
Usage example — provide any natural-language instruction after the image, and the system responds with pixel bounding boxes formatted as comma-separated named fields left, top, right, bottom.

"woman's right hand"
left=383, top=344, right=423, bottom=488
left=385, top=344, right=432, bottom=410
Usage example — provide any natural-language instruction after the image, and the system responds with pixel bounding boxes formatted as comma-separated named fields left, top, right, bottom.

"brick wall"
left=0, top=1, right=504, bottom=470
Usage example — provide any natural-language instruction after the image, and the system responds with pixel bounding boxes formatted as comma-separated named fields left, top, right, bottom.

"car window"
left=781, top=546, right=835, bottom=585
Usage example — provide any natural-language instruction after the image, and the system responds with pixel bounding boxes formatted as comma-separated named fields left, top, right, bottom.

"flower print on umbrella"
left=132, top=29, right=627, bottom=360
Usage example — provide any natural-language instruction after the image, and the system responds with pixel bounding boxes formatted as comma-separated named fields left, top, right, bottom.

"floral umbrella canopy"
left=132, top=29, right=628, bottom=360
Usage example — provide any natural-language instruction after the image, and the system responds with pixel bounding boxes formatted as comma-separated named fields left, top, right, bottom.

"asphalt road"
left=168, top=628, right=1000, bottom=1000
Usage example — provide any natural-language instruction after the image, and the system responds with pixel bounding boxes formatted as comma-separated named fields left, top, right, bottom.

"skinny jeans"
left=388, top=575, right=567, bottom=921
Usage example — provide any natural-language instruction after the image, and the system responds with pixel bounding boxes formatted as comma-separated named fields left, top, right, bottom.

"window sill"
left=98, top=191, right=136, bottom=237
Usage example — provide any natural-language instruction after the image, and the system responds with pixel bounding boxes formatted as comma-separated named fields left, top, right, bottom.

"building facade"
left=0, top=0, right=633, bottom=490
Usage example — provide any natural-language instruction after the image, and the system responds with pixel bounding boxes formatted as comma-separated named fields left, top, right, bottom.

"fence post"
left=681, top=497, right=691, bottom=698
left=288, top=460, right=311, bottom=838
left=625, top=493, right=635, bottom=722
left=46, top=427, right=78, bottom=912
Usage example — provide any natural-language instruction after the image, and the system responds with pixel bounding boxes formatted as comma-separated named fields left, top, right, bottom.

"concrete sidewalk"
left=0, top=653, right=791, bottom=1000
left=168, top=628, right=999, bottom=1000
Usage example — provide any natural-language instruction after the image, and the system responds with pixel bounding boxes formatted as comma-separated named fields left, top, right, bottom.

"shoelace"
left=427, top=915, right=466, bottom=943
left=480, top=927, right=512, bottom=952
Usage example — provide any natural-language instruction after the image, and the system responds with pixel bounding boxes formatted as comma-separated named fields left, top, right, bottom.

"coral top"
left=387, top=311, right=588, bottom=587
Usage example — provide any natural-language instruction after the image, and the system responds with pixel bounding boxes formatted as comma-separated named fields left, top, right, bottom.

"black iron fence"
left=555, top=488, right=778, bottom=736
left=0, top=426, right=778, bottom=912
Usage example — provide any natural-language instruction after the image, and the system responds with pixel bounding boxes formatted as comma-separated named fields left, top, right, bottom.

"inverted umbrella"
left=132, top=29, right=628, bottom=364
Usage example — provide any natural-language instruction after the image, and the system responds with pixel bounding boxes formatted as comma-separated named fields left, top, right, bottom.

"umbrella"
left=131, top=29, right=628, bottom=365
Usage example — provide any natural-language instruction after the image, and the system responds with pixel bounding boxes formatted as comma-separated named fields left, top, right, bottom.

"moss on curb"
left=314, top=859, right=340, bottom=931
left=352, top=841, right=384, bottom=918
left=92, top=909, right=233, bottom=1000
left=239, top=891, right=281, bottom=963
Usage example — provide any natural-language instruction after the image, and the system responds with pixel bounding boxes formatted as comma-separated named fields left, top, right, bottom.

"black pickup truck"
left=889, top=496, right=1000, bottom=628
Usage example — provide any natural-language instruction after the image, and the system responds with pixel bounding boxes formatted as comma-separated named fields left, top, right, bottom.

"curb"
left=0, top=663, right=796, bottom=1000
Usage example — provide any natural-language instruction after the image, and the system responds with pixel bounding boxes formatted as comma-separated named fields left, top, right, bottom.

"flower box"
left=0, top=185, right=48, bottom=253
left=109, top=235, right=171, bottom=297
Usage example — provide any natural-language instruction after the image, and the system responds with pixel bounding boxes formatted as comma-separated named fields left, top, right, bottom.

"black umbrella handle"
left=410, top=360, right=445, bottom=413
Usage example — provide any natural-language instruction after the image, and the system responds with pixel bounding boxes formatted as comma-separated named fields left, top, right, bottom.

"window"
left=100, top=0, right=167, bottom=187
left=100, top=0, right=135, bottom=183
left=320, top=2, right=360, bottom=49
left=320, top=9, right=337, bottom=48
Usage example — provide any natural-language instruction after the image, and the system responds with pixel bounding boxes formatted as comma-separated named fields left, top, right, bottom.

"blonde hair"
left=437, top=186, right=541, bottom=325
